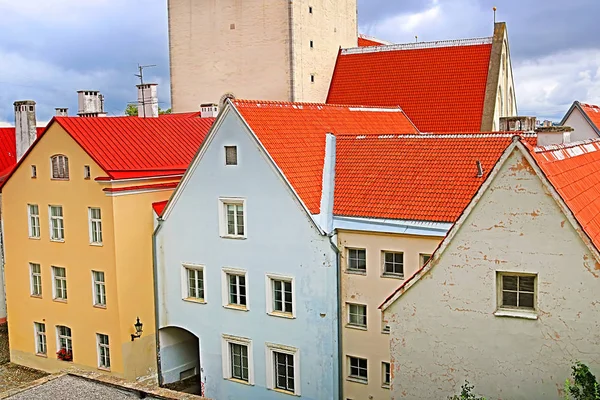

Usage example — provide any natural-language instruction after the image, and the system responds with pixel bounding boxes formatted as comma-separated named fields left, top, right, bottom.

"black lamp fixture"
left=131, top=317, right=143, bottom=341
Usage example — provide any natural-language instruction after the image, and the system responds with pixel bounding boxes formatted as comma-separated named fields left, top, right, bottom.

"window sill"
left=53, top=298, right=67, bottom=303
left=381, top=273, right=404, bottom=280
left=381, top=330, right=390, bottom=335
left=269, top=388, right=300, bottom=397
left=183, top=297, right=207, bottom=305
left=494, top=309, right=538, bottom=320
left=345, top=269, right=366, bottom=276
left=226, top=378, right=254, bottom=386
left=93, top=304, right=107, bottom=310
left=30, top=295, right=42, bottom=299
left=50, top=239, right=65, bottom=243
left=223, top=304, right=248, bottom=312
left=346, top=324, right=367, bottom=331
left=89, top=242, right=103, bottom=247
left=347, top=376, right=368, bottom=385
left=51, top=178, right=69, bottom=181
left=220, top=235, right=247, bottom=240
left=267, top=311, right=295, bottom=320
left=35, top=353, right=47, bottom=358
left=28, top=236, right=41, bottom=240
left=98, top=366, right=111, bottom=372
left=57, top=359, right=73, bottom=363
left=382, top=384, right=390, bottom=390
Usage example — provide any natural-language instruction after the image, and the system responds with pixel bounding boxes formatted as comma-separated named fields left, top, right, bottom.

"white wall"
left=563, top=107, right=599, bottom=142
left=386, top=148, right=600, bottom=399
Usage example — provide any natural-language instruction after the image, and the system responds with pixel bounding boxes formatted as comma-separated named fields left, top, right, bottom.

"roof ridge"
left=335, top=133, right=537, bottom=140
left=342, top=36, right=493, bottom=55
left=233, top=99, right=403, bottom=111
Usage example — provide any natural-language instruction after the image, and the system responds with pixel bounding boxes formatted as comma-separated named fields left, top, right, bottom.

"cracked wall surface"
left=386, top=148, right=600, bottom=400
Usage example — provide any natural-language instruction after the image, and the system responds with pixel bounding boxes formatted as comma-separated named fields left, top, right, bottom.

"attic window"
left=310, top=40, right=314, bottom=48
left=309, top=6, right=312, bottom=13
left=310, top=74, right=315, bottom=83
left=50, top=155, right=69, bottom=180
left=31, top=165, right=37, bottom=178
left=84, top=165, right=91, bottom=179
left=225, top=146, right=238, bottom=166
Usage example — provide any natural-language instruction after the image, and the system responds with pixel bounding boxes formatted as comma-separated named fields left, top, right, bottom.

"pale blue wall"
left=155, top=109, right=339, bottom=400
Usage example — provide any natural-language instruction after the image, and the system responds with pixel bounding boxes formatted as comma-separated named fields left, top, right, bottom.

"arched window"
left=508, top=87, right=514, bottom=115
left=51, top=155, right=69, bottom=180
left=498, top=86, right=504, bottom=116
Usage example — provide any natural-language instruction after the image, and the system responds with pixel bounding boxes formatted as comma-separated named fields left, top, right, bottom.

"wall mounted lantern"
left=131, top=317, right=143, bottom=341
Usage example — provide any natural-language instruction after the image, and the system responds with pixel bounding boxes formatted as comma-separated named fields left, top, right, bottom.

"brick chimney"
left=137, top=83, right=159, bottom=118
left=77, top=90, right=107, bottom=117
left=535, top=126, right=574, bottom=147
left=14, top=100, right=37, bottom=161
left=200, top=103, right=219, bottom=118
left=55, top=108, right=68, bottom=117
left=499, top=116, right=537, bottom=132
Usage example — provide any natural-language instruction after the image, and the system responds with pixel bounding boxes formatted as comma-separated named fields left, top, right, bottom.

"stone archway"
left=158, top=326, right=202, bottom=395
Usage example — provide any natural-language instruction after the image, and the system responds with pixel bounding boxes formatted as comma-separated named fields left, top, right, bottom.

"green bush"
left=565, top=362, right=600, bottom=400
left=448, top=380, right=486, bottom=400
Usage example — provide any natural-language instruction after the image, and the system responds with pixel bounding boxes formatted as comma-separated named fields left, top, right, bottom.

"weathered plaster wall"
left=563, top=107, right=599, bottom=142
left=387, top=149, right=600, bottom=399
left=338, top=230, right=439, bottom=400
left=156, top=109, right=339, bottom=399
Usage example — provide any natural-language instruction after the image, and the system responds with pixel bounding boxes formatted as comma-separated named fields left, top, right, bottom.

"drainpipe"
left=327, top=232, right=342, bottom=398
left=152, top=219, right=164, bottom=386
left=288, top=0, right=296, bottom=102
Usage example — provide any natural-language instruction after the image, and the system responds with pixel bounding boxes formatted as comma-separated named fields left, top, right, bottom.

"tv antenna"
left=134, top=64, right=156, bottom=118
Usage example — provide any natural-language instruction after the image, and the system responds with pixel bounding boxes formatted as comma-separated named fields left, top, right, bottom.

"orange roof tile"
left=358, top=34, right=387, bottom=47
left=232, top=100, right=419, bottom=214
left=580, top=103, right=600, bottom=132
left=327, top=38, right=493, bottom=133
left=335, top=133, right=537, bottom=222
left=528, top=139, right=600, bottom=250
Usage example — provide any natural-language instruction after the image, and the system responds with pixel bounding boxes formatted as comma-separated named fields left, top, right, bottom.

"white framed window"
left=97, top=333, right=110, bottom=370
left=49, top=205, right=64, bottom=241
left=382, top=362, right=390, bottom=388
left=34, top=322, right=46, bottom=355
left=497, top=272, right=536, bottom=311
left=348, top=356, right=368, bottom=383
left=84, top=165, right=91, bottom=179
left=30, top=263, right=42, bottom=297
left=221, top=268, right=248, bottom=310
left=52, top=266, right=67, bottom=300
left=219, top=198, right=246, bottom=238
left=56, top=325, right=72, bottom=362
left=31, top=165, right=37, bottom=178
left=347, top=303, right=367, bottom=328
left=382, top=251, right=404, bottom=278
left=183, top=264, right=205, bottom=302
left=50, top=154, right=69, bottom=180
left=92, top=271, right=106, bottom=307
left=88, top=208, right=102, bottom=244
left=27, top=204, right=40, bottom=239
left=265, top=343, right=300, bottom=396
left=347, top=248, right=366, bottom=273
left=221, top=334, right=254, bottom=385
left=420, top=253, right=432, bottom=266
left=225, top=146, right=238, bottom=165
left=265, top=274, right=295, bottom=318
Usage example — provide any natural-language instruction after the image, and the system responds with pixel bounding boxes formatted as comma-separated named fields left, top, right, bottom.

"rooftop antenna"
left=134, top=64, right=156, bottom=118
left=415, top=35, right=418, bottom=43
left=493, top=6, right=497, bottom=24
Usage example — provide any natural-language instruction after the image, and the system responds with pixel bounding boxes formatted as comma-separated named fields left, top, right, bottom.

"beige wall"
left=338, top=230, right=440, bottom=400
left=493, top=28, right=517, bottom=130
left=385, top=148, right=600, bottom=399
left=168, top=0, right=357, bottom=111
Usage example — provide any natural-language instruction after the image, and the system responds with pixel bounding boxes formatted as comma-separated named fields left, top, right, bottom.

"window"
left=50, top=155, right=69, bottom=179
left=347, top=303, right=367, bottom=328
left=185, top=265, right=205, bottom=301
left=222, top=334, right=254, bottom=385
left=34, top=322, right=46, bottom=355
left=420, top=253, right=432, bottom=267
left=219, top=198, right=246, bottom=238
left=498, top=273, right=536, bottom=311
left=310, top=40, right=314, bottom=48
left=28, top=204, right=40, bottom=238
left=30, top=263, right=42, bottom=297
left=56, top=325, right=72, bottom=361
left=383, top=251, right=404, bottom=277
left=49, top=205, right=64, bottom=241
left=52, top=266, right=67, bottom=300
left=309, top=6, right=312, bottom=13
left=92, top=271, right=106, bottom=307
left=382, top=362, right=390, bottom=388
left=31, top=165, right=37, bottom=178
left=266, top=274, right=295, bottom=318
left=310, top=74, right=315, bottom=83
left=266, top=343, right=300, bottom=395
left=347, top=248, right=366, bottom=272
left=348, top=356, right=368, bottom=383
left=97, top=334, right=110, bottom=369
left=225, top=146, right=238, bottom=165
left=88, top=208, right=102, bottom=244
left=84, top=165, right=91, bottom=179
left=222, top=268, right=247, bottom=310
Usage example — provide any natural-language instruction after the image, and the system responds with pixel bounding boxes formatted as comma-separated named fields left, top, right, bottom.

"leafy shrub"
left=448, top=380, right=486, bottom=400
left=565, top=362, right=600, bottom=400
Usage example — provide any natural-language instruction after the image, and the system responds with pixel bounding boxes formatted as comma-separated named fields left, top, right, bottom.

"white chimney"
left=137, top=83, right=159, bottom=118
left=55, top=108, right=68, bottom=117
left=200, top=103, right=219, bottom=118
left=536, top=126, right=574, bottom=147
left=77, top=90, right=107, bottom=117
left=14, top=100, right=37, bottom=161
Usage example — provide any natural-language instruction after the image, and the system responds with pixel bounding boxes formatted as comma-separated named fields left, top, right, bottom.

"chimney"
left=499, top=116, right=537, bottom=132
left=77, top=90, right=107, bottom=117
left=14, top=100, right=37, bottom=162
left=200, top=103, right=219, bottom=118
left=55, top=108, right=68, bottom=117
left=535, top=126, right=574, bottom=147
left=137, top=83, right=159, bottom=118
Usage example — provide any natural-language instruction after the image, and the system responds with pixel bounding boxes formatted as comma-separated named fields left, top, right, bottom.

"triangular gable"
left=380, top=137, right=600, bottom=310
left=560, top=101, right=600, bottom=137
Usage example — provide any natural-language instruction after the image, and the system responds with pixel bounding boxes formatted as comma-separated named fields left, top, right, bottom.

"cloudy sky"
left=1, top=0, right=599, bottom=125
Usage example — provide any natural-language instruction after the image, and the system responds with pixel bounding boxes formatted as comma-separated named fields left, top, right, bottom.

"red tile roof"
left=153, top=200, right=169, bottom=216
left=327, top=38, right=493, bottom=133
left=358, top=34, right=387, bottom=47
left=528, top=139, right=600, bottom=250
left=335, top=133, right=537, bottom=222
left=232, top=100, right=419, bottom=214
left=159, top=111, right=202, bottom=119
left=103, top=182, right=179, bottom=193
left=0, top=127, right=45, bottom=179
left=580, top=103, right=600, bottom=131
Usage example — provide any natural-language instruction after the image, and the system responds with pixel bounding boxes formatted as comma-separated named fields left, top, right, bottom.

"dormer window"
left=51, top=155, right=69, bottom=180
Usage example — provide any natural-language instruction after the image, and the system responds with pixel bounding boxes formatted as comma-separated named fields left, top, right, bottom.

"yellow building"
left=1, top=115, right=213, bottom=380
